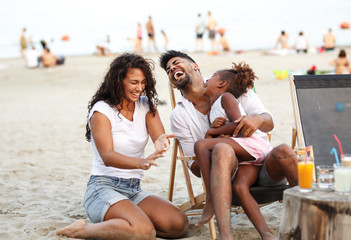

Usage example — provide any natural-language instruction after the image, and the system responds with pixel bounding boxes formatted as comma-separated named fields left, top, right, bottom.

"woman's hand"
left=154, top=133, right=175, bottom=153
left=138, top=149, right=165, bottom=170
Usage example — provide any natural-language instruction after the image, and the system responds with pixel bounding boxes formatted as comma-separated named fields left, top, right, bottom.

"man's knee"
left=270, top=144, right=296, bottom=165
left=212, top=143, right=234, bottom=162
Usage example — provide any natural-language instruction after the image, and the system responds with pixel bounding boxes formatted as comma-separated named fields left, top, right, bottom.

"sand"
left=0, top=48, right=345, bottom=239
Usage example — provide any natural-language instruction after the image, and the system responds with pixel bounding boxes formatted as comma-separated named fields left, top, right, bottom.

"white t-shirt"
left=88, top=97, right=150, bottom=179
left=170, top=89, right=272, bottom=164
left=26, top=49, right=40, bottom=68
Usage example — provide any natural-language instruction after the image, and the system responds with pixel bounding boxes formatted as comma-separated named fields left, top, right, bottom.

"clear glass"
left=316, top=165, right=334, bottom=189
left=333, top=163, right=351, bottom=195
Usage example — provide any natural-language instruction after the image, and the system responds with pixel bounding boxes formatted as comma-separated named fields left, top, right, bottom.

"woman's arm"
left=90, top=112, right=162, bottom=170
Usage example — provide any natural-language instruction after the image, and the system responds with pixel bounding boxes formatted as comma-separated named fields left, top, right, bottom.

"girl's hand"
left=211, top=117, right=226, bottom=128
left=138, top=149, right=165, bottom=170
left=155, top=133, right=175, bottom=153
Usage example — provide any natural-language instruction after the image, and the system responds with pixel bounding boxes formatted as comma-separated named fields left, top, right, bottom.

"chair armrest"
left=177, top=156, right=197, bottom=161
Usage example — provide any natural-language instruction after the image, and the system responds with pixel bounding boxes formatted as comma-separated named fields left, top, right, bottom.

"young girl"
left=195, top=62, right=276, bottom=240
left=56, top=53, right=188, bottom=240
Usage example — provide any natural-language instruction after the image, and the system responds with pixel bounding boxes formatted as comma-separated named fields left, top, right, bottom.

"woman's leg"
left=232, top=165, right=277, bottom=240
left=138, top=195, right=188, bottom=238
left=57, top=199, right=156, bottom=240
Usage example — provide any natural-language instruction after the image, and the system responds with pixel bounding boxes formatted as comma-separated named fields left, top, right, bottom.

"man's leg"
left=264, top=144, right=298, bottom=186
left=210, top=143, right=237, bottom=240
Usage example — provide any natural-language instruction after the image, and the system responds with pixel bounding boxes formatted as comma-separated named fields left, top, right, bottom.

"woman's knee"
left=160, top=209, right=188, bottom=237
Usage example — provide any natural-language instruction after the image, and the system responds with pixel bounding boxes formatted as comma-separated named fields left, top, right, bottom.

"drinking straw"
left=333, top=134, right=344, bottom=160
left=304, top=146, right=308, bottom=164
left=330, top=148, right=340, bottom=167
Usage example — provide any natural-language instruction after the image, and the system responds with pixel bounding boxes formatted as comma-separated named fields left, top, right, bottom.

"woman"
left=329, top=49, right=350, bottom=74
left=57, top=53, right=188, bottom=240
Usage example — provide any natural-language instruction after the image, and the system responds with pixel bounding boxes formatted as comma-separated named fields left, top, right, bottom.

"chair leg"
left=168, top=139, right=178, bottom=202
left=208, top=217, right=217, bottom=239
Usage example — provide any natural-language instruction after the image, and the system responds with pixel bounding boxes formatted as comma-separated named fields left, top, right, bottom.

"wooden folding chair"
left=290, top=74, right=351, bottom=168
left=168, top=82, right=290, bottom=239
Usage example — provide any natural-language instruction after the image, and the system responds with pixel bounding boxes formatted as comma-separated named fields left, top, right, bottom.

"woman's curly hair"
left=218, top=61, right=257, bottom=98
left=85, top=53, right=158, bottom=141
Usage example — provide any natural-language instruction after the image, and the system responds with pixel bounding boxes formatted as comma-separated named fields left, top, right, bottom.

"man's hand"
left=211, top=117, right=226, bottom=128
left=233, top=115, right=264, bottom=137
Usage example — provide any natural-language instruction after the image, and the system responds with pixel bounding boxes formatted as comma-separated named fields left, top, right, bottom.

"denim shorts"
left=83, top=175, right=152, bottom=223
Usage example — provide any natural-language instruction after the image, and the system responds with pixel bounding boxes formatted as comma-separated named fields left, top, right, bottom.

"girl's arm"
left=90, top=112, right=162, bottom=170
left=146, top=108, right=175, bottom=153
left=205, top=93, right=241, bottom=137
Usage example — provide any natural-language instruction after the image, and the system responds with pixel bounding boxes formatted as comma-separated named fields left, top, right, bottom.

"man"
left=195, top=13, right=205, bottom=52
left=323, top=28, right=336, bottom=51
left=159, top=50, right=298, bottom=239
left=20, top=28, right=27, bottom=57
left=146, top=16, right=158, bottom=52
left=207, top=11, right=217, bottom=51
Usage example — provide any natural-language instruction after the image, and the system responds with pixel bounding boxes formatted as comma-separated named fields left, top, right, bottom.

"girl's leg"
left=57, top=199, right=156, bottom=240
left=138, top=195, right=188, bottom=238
left=233, top=165, right=277, bottom=240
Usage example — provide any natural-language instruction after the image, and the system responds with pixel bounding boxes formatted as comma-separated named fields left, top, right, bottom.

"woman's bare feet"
left=195, top=203, right=215, bottom=227
left=56, top=219, right=87, bottom=238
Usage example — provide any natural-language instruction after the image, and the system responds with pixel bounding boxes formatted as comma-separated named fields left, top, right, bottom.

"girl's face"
left=122, top=68, right=146, bottom=103
left=203, top=71, right=222, bottom=97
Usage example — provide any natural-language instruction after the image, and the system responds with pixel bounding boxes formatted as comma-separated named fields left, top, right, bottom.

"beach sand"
left=0, top=48, right=344, bottom=239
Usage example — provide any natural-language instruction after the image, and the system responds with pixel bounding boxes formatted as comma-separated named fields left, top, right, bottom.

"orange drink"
left=298, top=161, right=314, bottom=192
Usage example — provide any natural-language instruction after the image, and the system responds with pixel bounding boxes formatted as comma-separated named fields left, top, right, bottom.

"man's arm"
left=234, top=89, right=274, bottom=137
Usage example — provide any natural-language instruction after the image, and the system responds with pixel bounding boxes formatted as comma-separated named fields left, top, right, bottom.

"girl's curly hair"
left=219, top=61, right=257, bottom=98
left=85, top=53, right=158, bottom=141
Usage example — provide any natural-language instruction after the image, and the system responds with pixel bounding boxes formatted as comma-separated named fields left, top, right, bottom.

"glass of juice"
left=333, top=163, right=351, bottom=195
left=296, top=147, right=314, bottom=192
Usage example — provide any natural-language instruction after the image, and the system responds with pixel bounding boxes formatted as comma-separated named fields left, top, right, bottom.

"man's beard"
left=174, top=75, right=191, bottom=90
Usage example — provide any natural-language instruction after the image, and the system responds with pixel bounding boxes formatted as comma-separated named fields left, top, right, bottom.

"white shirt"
left=170, top=89, right=272, bottom=166
left=88, top=98, right=150, bottom=179
left=26, top=49, right=40, bottom=68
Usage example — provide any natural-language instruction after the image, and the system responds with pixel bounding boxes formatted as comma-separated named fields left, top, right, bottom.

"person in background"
left=207, top=11, right=217, bottom=51
left=160, top=30, right=168, bottom=51
left=294, top=32, right=309, bottom=54
left=20, top=28, right=27, bottom=57
left=146, top=16, right=158, bottom=52
left=56, top=53, right=188, bottom=240
left=195, top=13, right=206, bottom=52
left=217, top=29, right=231, bottom=53
left=323, top=28, right=336, bottom=51
left=25, top=46, right=40, bottom=68
left=274, top=31, right=289, bottom=50
left=329, top=49, right=350, bottom=74
left=41, top=48, right=57, bottom=67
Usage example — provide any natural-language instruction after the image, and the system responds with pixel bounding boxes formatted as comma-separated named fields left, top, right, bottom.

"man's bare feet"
left=56, top=219, right=87, bottom=238
left=195, top=203, right=215, bottom=227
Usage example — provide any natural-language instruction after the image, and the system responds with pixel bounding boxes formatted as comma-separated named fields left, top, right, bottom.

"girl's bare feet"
left=195, top=203, right=215, bottom=227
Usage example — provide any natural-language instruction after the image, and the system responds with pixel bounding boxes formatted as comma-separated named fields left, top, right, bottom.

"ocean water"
left=1, top=0, right=351, bottom=59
